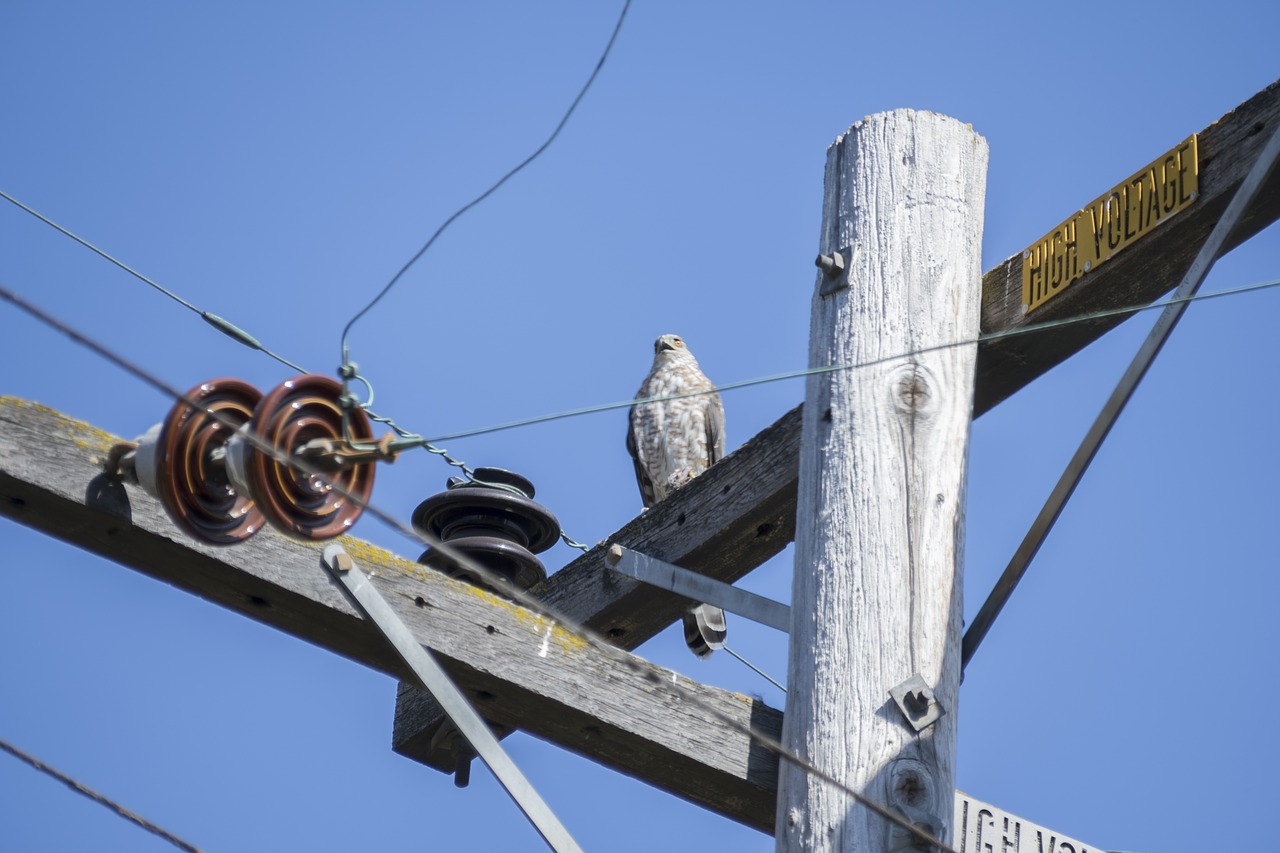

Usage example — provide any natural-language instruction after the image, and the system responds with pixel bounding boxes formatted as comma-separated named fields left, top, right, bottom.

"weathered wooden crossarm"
left=0, top=396, right=782, bottom=831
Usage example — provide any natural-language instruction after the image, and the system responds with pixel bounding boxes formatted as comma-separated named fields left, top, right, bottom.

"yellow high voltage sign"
left=1022, top=135, right=1198, bottom=312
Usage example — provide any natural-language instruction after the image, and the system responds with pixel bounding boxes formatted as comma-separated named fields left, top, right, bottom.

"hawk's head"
left=652, top=334, right=695, bottom=365
left=654, top=333, right=685, bottom=354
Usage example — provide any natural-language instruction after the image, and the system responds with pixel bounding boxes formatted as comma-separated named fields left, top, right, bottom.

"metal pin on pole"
left=321, top=544, right=582, bottom=853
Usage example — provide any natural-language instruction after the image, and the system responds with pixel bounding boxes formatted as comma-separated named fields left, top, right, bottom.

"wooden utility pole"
left=778, top=111, right=987, bottom=851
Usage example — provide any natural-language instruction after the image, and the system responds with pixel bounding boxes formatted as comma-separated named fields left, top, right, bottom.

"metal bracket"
left=889, top=674, right=945, bottom=732
left=321, top=544, right=582, bottom=853
left=605, top=545, right=791, bottom=633
left=816, top=244, right=855, bottom=296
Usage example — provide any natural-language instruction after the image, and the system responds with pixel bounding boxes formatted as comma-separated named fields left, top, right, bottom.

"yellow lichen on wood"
left=1, top=395, right=120, bottom=456
left=337, top=535, right=430, bottom=581
left=447, top=578, right=590, bottom=656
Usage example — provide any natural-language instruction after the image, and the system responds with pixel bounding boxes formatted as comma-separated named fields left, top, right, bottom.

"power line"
left=0, top=189, right=592, bottom=551
left=10, top=176, right=1276, bottom=456
left=0, top=280, right=960, bottom=853
left=0, top=188, right=306, bottom=374
left=338, top=0, right=632, bottom=360
left=0, top=737, right=206, bottom=853
left=420, top=276, right=1280, bottom=443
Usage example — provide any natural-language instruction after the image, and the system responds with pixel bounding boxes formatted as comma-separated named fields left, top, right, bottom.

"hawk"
left=627, top=333, right=728, bottom=657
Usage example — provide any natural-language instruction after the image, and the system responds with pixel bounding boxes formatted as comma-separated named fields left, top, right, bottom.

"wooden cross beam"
left=0, top=397, right=781, bottom=830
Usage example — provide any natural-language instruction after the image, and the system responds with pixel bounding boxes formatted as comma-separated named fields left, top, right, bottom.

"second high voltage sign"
left=1022, top=134, right=1198, bottom=312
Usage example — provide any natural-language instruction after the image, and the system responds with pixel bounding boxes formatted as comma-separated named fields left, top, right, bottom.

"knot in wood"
left=886, top=758, right=945, bottom=851
left=888, top=757, right=937, bottom=814
left=889, top=363, right=937, bottom=418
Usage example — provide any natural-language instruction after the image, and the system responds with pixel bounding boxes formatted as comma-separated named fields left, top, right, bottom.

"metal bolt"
left=606, top=544, right=624, bottom=566
left=815, top=251, right=846, bottom=278
left=903, top=689, right=929, bottom=717
left=890, top=674, right=944, bottom=731
left=333, top=551, right=354, bottom=573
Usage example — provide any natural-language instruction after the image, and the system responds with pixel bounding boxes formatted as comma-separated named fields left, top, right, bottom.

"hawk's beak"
left=657, top=340, right=676, bottom=353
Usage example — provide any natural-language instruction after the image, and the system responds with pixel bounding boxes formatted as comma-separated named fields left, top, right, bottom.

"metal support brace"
left=320, top=545, right=582, bottom=853
left=605, top=545, right=792, bottom=633
left=962, top=121, right=1280, bottom=672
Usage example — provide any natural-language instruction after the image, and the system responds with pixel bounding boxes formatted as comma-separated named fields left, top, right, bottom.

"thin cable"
left=723, top=645, right=787, bottom=694
left=0, top=188, right=306, bottom=374
left=0, top=281, right=958, bottom=853
left=0, top=737, right=206, bottom=853
left=12, top=170, right=1276, bottom=450
left=423, top=277, right=1280, bottom=443
left=338, top=0, right=631, bottom=358
left=0, top=189, right=201, bottom=313
left=0, top=190, right=590, bottom=548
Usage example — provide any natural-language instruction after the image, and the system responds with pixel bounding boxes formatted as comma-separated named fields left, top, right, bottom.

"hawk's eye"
left=674, top=339, right=684, bottom=347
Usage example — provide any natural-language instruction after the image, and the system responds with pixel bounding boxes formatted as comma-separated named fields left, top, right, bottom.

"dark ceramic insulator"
left=413, top=468, right=560, bottom=594
left=241, top=374, right=376, bottom=541
left=141, top=378, right=265, bottom=545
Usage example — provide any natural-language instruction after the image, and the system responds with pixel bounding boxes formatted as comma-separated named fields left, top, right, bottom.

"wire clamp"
left=295, top=433, right=413, bottom=470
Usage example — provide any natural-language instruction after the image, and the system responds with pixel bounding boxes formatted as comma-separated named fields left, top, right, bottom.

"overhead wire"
left=0, top=188, right=594, bottom=552
left=337, top=0, right=631, bottom=375
left=0, top=280, right=961, bottom=853
left=0, top=736, right=206, bottom=853
left=11, top=164, right=1274, bottom=453
left=420, top=276, right=1280, bottom=443
left=0, top=188, right=306, bottom=374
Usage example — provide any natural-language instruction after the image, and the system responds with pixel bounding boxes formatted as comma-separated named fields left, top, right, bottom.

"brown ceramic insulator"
left=413, top=468, right=560, bottom=594
left=243, top=374, right=376, bottom=541
left=418, top=536, right=547, bottom=593
left=155, top=378, right=264, bottom=544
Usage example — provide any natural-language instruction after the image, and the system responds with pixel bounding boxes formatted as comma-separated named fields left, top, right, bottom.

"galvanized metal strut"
left=321, top=545, right=582, bottom=853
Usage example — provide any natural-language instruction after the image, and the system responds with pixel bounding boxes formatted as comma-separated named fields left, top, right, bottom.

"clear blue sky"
left=3, top=2, right=1278, bottom=851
